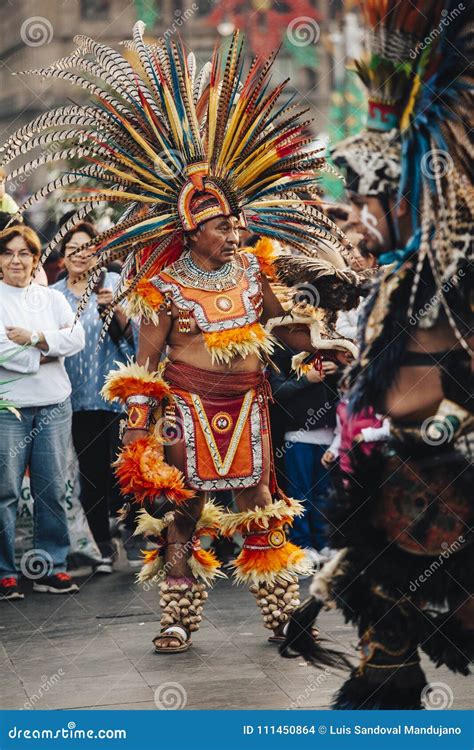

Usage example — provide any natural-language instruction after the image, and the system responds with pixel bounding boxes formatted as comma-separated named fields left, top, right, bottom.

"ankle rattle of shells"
left=159, top=578, right=208, bottom=633
left=249, top=577, right=300, bottom=631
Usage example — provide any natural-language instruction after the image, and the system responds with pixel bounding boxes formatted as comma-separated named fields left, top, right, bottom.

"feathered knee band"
left=134, top=501, right=226, bottom=587
left=220, top=498, right=313, bottom=586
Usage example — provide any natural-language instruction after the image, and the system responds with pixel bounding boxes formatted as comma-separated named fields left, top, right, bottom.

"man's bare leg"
left=232, top=435, right=310, bottom=640
left=154, top=434, right=207, bottom=651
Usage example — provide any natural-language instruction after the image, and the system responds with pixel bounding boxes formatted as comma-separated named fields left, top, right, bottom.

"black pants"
left=72, top=410, right=122, bottom=556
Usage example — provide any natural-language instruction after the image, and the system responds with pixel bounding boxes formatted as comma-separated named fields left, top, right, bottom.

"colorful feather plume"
left=1, top=23, right=354, bottom=332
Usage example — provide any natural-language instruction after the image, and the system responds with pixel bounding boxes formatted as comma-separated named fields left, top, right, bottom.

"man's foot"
left=0, top=577, right=24, bottom=601
left=153, top=625, right=192, bottom=654
left=33, top=573, right=79, bottom=594
left=92, top=557, right=114, bottom=575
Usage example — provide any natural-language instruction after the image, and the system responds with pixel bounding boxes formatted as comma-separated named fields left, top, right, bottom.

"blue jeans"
left=284, top=442, right=332, bottom=550
left=0, top=400, right=72, bottom=579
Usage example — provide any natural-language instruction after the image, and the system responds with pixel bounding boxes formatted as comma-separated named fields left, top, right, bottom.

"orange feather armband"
left=113, top=435, right=194, bottom=506
left=101, top=361, right=171, bottom=405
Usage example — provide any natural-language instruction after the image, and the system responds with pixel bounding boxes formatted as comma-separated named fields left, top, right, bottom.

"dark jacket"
left=269, top=345, right=338, bottom=434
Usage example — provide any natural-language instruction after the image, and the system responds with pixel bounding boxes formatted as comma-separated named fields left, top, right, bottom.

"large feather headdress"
left=332, top=0, right=474, bottom=208
left=1, top=23, right=352, bottom=323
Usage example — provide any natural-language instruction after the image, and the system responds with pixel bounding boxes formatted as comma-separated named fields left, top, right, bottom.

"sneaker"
left=0, top=577, right=24, bottom=601
left=122, top=529, right=145, bottom=570
left=33, top=573, right=79, bottom=594
left=92, top=557, right=114, bottom=575
left=319, top=546, right=338, bottom=562
left=125, top=549, right=144, bottom=571
left=304, top=548, right=327, bottom=567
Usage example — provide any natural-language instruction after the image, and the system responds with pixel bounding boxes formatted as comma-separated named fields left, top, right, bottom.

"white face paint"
left=360, top=204, right=384, bottom=245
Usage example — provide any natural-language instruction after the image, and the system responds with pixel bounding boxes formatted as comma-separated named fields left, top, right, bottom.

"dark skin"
left=123, top=214, right=322, bottom=648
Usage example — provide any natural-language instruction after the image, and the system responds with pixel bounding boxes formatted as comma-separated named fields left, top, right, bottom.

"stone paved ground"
left=1, top=554, right=472, bottom=711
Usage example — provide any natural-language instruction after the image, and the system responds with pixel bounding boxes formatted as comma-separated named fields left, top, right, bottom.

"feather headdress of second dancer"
left=1, top=23, right=352, bottom=332
left=332, top=0, right=474, bottom=412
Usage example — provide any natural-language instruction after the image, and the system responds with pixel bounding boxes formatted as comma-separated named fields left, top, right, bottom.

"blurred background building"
left=0, top=0, right=366, bottom=227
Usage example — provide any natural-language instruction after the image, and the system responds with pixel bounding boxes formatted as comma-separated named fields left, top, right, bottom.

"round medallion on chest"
left=211, top=412, right=234, bottom=433
left=215, top=295, right=234, bottom=312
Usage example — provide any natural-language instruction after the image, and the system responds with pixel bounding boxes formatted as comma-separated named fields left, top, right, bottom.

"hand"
left=305, top=367, right=325, bottom=383
left=321, top=450, right=336, bottom=468
left=122, top=428, right=149, bottom=447
left=96, top=288, right=114, bottom=306
left=321, top=360, right=339, bottom=376
left=40, top=355, right=58, bottom=365
left=334, top=350, right=354, bottom=367
left=5, top=327, right=32, bottom=346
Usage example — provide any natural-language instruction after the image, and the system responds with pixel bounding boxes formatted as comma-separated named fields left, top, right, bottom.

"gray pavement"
left=1, top=553, right=472, bottom=711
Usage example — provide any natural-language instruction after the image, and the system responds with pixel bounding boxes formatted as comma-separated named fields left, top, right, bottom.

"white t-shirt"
left=284, top=427, right=334, bottom=446
left=0, top=281, right=85, bottom=407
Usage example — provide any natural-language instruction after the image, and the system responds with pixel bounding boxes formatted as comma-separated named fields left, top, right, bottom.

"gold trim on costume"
left=191, top=390, right=254, bottom=476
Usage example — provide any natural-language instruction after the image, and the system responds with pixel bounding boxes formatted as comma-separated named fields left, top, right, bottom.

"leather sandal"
left=153, top=625, right=192, bottom=654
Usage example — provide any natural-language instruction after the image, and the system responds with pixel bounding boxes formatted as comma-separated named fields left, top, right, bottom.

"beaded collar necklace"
left=168, top=250, right=244, bottom=291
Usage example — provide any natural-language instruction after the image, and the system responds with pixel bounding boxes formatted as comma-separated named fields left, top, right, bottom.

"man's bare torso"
left=166, top=301, right=262, bottom=373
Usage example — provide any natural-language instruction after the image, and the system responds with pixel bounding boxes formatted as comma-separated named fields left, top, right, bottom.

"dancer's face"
left=345, top=194, right=390, bottom=255
left=188, top=215, right=240, bottom=269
